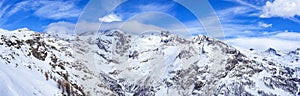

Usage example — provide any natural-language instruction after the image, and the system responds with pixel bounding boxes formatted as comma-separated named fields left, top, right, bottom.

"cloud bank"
left=227, top=32, right=300, bottom=50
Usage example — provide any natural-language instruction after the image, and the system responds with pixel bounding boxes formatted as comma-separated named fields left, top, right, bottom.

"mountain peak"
left=265, top=47, right=281, bottom=56
left=16, top=28, right=30, bottom=32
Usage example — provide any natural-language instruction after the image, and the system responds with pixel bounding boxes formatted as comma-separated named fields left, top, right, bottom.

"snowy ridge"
left=0, top=29, right=299, bottom=96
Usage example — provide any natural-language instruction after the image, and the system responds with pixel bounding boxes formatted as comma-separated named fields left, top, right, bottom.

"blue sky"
left=0, top=0, right=300, bottom=50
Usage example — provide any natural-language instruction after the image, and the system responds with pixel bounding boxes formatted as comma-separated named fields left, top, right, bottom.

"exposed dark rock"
left=193, top=81, right=204, bottom=90
left=266, top=48, right=281, bottom=56
left=129, top=50, right=139, bottom=59
left=176, top=50, right=192, bottom=59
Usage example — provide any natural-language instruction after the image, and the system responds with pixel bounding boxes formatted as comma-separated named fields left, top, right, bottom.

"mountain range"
left=0, top=28, right=299, bottom=96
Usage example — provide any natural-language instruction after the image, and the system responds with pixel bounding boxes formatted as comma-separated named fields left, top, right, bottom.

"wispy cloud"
left=0, top=1, right=15, bottom=27
left=258, top=22, right=272, bottom=28
left=211, top=6, right=262, bottom=37
left=137, top=6, right=263, bottom=38
left=288, top=17, right=300, bottom=23
left=0, top=1, right=5, bottom=17
left=217, top=6, right=257, bottom=23
left=6, top=0, right=81, bottom=20
left=35, top=1, right=81, bottom=20
left=224, top=0, right=263, bottom=10
left=235, top=0, right=262, bottom=10
left=6, top=1, right=33, bottom=17
left=136, top=3, right=174, bottom=12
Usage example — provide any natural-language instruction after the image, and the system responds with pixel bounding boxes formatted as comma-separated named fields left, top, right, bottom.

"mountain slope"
left=0, top=28, right=299, bottom=96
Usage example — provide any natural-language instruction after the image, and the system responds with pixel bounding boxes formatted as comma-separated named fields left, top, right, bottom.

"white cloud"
left=98, top=14, right=122, bottom=23
left=97, top=11, right=193, bottom=38
left=227, top=37, right=300, bottom=51
left=77, top=20, right=163, bottom=34
left=45, top=21, right=75, bottom=37
left=75, top=21, right=100, bottom=33
left=272, top=32, right=300, bottom=40
left=258, top=22, right=272, bottom=28
left=227, top=32, right=300, bottom=50
left=54, top=20, right=185, bottom=38
left=260, top=0, right=300, bottom=18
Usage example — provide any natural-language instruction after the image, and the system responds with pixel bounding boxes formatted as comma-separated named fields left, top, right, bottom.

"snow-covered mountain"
left=0, top=28, right=299, bottom=96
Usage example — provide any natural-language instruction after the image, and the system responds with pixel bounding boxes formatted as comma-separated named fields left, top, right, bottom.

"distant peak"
left=288, top=48, right=300, bottom=55
left=16, top=28, right=30, bottom=32
left=265, top=48, right=281, bottom=56
left=249, top=48, right=254, bottom=51
left=102, top=30, right=125, bottom=36
left=160, top=31, right=171, bottom=37
left=266, top=48, right=276, bottom=52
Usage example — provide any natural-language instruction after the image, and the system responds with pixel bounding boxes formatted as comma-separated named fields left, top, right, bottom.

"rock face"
left=0, top=29, right=299, bottom=96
